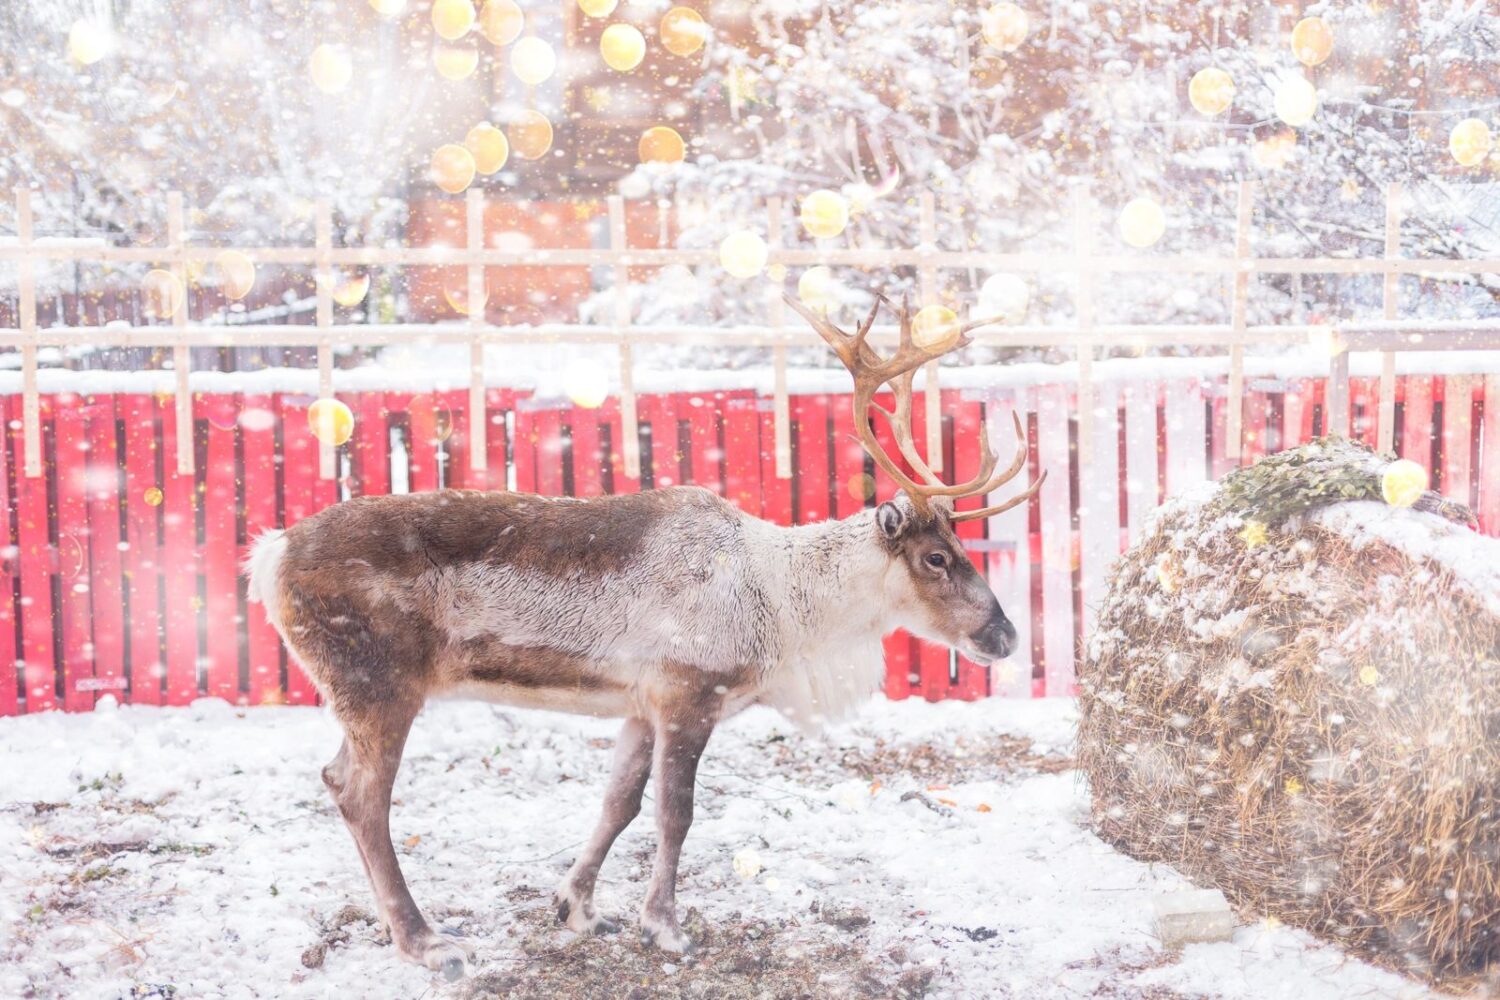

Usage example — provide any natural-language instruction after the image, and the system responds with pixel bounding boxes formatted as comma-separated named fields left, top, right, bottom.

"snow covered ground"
left=0, top=696, right=1433, bottom=1000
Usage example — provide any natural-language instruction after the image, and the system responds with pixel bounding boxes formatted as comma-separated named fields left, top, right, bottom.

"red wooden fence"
left=0, top=371, right=1495, bottom=717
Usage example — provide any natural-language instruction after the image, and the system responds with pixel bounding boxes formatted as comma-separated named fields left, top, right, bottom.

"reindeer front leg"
left=639, top=701, right=716, bottom=953
left=556, top=716, right=654, bottom=935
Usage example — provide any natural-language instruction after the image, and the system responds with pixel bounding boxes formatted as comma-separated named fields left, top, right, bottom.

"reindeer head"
left=787, top=291, right=1046, bottom=666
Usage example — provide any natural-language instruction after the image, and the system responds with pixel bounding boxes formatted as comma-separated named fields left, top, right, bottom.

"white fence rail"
left=3, top=182, right=1498, bottom=485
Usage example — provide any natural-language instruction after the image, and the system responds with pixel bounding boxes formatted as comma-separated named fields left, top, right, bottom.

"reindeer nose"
left=971, top=609, right=1017, bottom=660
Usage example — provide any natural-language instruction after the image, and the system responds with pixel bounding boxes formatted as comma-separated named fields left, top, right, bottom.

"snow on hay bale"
left=1079, top=437, right=1500, bottom=983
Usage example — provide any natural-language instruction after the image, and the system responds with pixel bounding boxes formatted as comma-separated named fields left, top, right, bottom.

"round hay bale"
left=1078, top=438, right=1500, bottom=984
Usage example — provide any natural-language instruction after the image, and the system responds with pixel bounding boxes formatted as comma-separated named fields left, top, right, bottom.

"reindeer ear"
left=876, top=501, right=906, bottom=540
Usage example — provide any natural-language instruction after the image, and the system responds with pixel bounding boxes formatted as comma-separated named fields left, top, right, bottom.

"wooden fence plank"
left=159, top=392, right=198, bottom=705
left=722, top=392, right=761, bottom=516
left=277, top=394, right=321, bottom=704
left=758, top=396, right=793, bottom=527
left=203, top=395, right=241, bottom=702
left=794, top=395, right=830, bottom=524
left=55, top=396, right=94, bottom=711
left=1036, top=384, right=1076, bottom=696
left=408, top=394, right=440, bottom=493
left=602, top=396, right=641, bottom=495
left=1164, top=378, right=1207, bottom=497
left=241, top=393, right=282, bottom=705
left=1122, top=380, right=1158, bottom=545
left=569, top=405, right=605, bottom=498
left=121, top=394, right=163, bottom=706
left=646, top=394, right=680, bottom=490
left=686, top=393, right=722, bottom=495
left=1401, top=376, right=1435, bottom=471
left=950, top=393, right=989, bottom=700
left=13, top=394, right=56, bottom=712
left=986, top=389, right=1034, bottom=699
left=534, top=408, right=564, bottom=496
left=1441, top=375, right=1474, bottom=506
left=84, top=393, right=124, bottom=703
left=1077, top=381, right=1120, bottom=647
left=1481, top=375, right=1500, bottom=534
left=0, top=397, right=16, bottom=717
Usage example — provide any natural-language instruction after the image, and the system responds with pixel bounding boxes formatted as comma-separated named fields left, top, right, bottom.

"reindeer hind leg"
left=326, top=700, right=474, bottom=980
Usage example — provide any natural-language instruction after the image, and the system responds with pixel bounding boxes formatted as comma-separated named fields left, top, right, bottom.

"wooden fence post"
left=1073, top=187, right=1094, bottom=465
left=315, top=199, right=335, bottom=480
left=15, top=188, right=40, bottom=477
left=1327, top=338, right=1351, bottom=438
left=167, top=192, right=193, bottom=476
left=1379, top=183, right=1402, bottom=454
left=1226, top=180, right=1254, bottom=462
left=767, top=196, right=791, bottom=479
left=918, top=191, right=942, bottom=472
left=467, top=188, right=488, bottom=474
left=608, top=195, right=640, bottom=481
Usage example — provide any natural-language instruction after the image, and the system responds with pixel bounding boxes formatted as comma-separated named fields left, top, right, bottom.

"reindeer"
left=245, top=293, right=1043, bottom=979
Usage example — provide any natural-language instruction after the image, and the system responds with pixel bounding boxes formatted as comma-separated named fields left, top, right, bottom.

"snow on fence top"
left=2, top=184, right=1499, bottom=485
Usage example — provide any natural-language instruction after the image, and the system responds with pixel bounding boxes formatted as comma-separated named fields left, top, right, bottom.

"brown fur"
left=255, top=486, right=1011, bottom=976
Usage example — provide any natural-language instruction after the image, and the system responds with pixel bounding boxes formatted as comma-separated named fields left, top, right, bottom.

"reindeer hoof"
left=405, top=930, right=474, bottom=980
left=640, top=922, right=694, bottom=955
left=556, top=891, right=621, bottom=935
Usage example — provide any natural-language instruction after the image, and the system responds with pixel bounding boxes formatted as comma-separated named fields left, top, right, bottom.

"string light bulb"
left=638, top=126, right=686, bottom=164
left=1118, top=197, right=1166, bottom=248
left=1188, top=67, right=1235, bottom=116
left=980, top=3, right=1029, bottom=52
left=1290, top=16, right=1333, bottom=67
left=799, top=190, right=850, bottom=239
left=1274, top=75, right=1318, bottom=127
left=720, top=231, right=768, bottom=278
left=465, top=123, right=510, bottom=174
left=912, top=305, right=961, bottom=351
left=600, top=23, right=646, bottom=71
left=660, top=7, right=709, bottom=57
left=1449, top=118, right=1493, bottom=167
left=479, top=0, right=524, bottom=45
left=431, top=0, right=476, bottom=40
left=430, top=143, right=477, bottom=194
left=511, top=36, right=556, bottom=84
left=308, top=399, right=355, bottom=447
left=507, top=111, right=554, bottom=160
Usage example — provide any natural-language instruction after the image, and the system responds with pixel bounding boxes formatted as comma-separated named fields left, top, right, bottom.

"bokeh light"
left=1118, top=197, right=1166, bottom=248
left=661, top=7, right=709, bottom=58
left=214, top=251, right=256, bottom=302
left=799, top=189, right=850, bottom=239
left=1290, top=17, right=1333, bottom=67
left=369, top=0, right=407, bottom=17
left=442, top=272, right=490, bottom=316
left=797, top=266, right=839, bottom=314
left=1449, top=118, right=1493, bottom=167
left=511, top=36, right=556, bottom=85
left=639, top=126, right=686, bottom=164
left=1187, top=67, right=1235, bottom=116
left=332, top=273, right=371, bottom=308
left=479, top=0, right=524, bottom=45
left=507, top=111, right=554, bottom=160
left=432, top=0, right=477, bottom=41
left=434, top=45, right=479, bottom=81
left=466, top=123, right=510, bottom=174
left=142, top=269, right=185, bottom=319
left=565, top=359, right=610, bottom=408
left=978, top=273, right=1029, bottom=322
left=719, top=230, right=768, bottom=278
left=1252, top=131, right=1297, bottom=170
left=578, top=0, right=617, bottom=16
left=1274, top=75, right=1318, bottom=127
left=308, top=398, right=355, bottom=447
left=912, top=305, right=961, bottom=350
left=1381, top=460, right=1426, bottom=508
left=980, top=3, right=1029, bottom=52
left=310, top=44, right=353, bottom=94
left=68, top=19, right=116, bottom=65
left=430, top=143, right=477, bottom=193
left=601, top=23, right=646, bottom=71
left=142, top=487, right=164, bottom=507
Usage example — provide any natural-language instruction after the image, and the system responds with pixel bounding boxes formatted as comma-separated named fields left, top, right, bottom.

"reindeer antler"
left=785, top=291, right=1045, bottom=523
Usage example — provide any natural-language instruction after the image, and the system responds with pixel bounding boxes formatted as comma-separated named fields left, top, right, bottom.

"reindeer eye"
left=924, top=552, right=948, bottom=570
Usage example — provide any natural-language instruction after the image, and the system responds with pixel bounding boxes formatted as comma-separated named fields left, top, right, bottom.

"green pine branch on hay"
left=1214, top=436, right=1474, bottom=528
